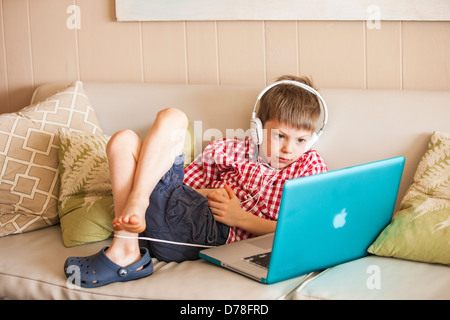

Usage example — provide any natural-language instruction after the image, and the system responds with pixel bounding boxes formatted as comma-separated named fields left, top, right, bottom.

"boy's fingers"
left=224, top=184, right=237, bottom=199
left=206, top=192, right=223, bottom=202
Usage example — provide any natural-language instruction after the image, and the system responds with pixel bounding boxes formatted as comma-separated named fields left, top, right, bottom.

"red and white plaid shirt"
left=183, top=138, right=327, bottom=243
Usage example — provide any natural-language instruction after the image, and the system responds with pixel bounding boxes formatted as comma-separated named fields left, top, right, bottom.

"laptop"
left=199, top=156, right=405, bottom=284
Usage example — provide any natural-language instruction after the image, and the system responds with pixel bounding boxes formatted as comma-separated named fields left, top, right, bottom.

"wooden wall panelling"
left=28, top=0, right=78, bottom=87
left=0, top=1, right=9, bottom=112
left=142, top=21, right=187, bottom=84
left=185, top=21, right=218, bottom=85
left=2, top=0, right=34, bottom=112
left=402, top=21, right=450, bottom=90
left=217, top=21, right=265, bottom=86
left=77, top=0, right=142, bottom=82
left=298, top=21, right=365, bottom=89
left=366, top=21, right=402, bottom=89
left=1, top=0, right=450, bottom=115
left=265, top=21, right=299, bottom=83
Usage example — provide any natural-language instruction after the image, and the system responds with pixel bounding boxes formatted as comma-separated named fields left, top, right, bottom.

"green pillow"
left=58, top=129, right=114, bottom=247
left=368, top=131, right=450, bottom=265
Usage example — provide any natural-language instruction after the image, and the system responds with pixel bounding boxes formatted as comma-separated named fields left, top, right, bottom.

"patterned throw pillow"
left=58, top=129, right=114, bottom=247
left=368, top=131, right=450, bottom=265
left=0, top=81, right=103, bottom=237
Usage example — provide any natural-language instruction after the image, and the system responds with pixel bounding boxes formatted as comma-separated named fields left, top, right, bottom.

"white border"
left=115, top=0, right=450, bottom=22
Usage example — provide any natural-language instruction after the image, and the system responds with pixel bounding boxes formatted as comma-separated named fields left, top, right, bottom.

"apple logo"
left=333, top=209, right=347, bottom=229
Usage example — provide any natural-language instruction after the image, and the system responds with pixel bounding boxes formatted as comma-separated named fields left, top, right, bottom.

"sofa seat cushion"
left=293, top=255, right=450, bottom=300
left=0, top=225, right=305, bottom=299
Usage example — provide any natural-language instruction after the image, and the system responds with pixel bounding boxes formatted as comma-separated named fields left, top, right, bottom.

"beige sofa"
left=0, top=82, right=449, bottom=300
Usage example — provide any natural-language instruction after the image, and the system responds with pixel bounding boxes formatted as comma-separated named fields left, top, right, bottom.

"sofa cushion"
left=292, top=255, right=450, bottom=300
left=0, top=81, right=104, bottom=237
left=0, top=225, right=305, bottom=299
left=58, top=129, right=114, bottom=247
left=368, top=131, right=450, bottom=265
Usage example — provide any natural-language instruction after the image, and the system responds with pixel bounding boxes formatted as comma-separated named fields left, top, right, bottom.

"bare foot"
left=112, top=202, right=148, bottom=234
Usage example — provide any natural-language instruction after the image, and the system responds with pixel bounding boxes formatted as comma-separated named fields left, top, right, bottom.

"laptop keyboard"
left=243, top=252, right=271, bottom=269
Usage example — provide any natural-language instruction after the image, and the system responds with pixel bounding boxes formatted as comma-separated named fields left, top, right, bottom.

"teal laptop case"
left=265, top=156, right=405, bottom=284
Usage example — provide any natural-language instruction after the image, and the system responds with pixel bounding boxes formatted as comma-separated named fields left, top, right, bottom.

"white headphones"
left=250, top=80, right=328, bottom=153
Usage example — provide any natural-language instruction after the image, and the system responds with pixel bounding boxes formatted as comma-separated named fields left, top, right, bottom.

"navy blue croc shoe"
left=64, top=247, right=153, bottom=288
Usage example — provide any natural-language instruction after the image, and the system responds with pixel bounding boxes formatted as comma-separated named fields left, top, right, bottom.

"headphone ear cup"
left=304, top=133, right=319, bottom=152
left=250, top=117, right=263, bottom=145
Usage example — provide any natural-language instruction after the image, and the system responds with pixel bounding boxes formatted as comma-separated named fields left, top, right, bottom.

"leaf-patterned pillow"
left=58, top=129, right=114, bottom=247
left=368, top=131, right=450, bottom=265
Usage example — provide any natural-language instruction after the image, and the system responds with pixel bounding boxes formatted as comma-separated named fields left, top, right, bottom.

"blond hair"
left=257, top=75, right=321, bottom=132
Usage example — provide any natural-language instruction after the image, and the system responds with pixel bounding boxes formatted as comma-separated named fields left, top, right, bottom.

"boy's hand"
left=207, top=185, right=245, bottom=227
left=195, top=188, right=229, bottom=199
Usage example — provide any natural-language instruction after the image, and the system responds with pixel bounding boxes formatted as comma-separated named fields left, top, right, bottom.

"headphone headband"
left=252, top=80, right=328, bottom=135
left=250, top=80, right=328, bottom=152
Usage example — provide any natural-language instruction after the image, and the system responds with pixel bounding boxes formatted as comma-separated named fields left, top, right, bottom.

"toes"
left=111, top=215, right=145, bottom=233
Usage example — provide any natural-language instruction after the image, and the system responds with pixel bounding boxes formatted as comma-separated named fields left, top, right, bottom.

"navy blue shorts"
left=140, top=154, right=230, bottom=262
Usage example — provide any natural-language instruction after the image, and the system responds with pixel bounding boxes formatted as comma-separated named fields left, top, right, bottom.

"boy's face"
left=260, top=119, right=314, bottom=169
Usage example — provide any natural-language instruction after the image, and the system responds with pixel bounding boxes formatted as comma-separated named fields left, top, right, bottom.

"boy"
left=64, top=75, right=327, bottom=288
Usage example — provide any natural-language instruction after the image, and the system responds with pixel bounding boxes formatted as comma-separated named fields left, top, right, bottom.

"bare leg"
left=104, top=129, right=142, bottom=267
left=105, top=108, right=188, bottom=267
